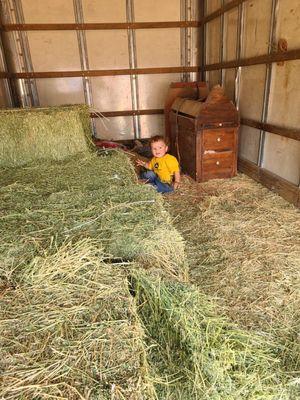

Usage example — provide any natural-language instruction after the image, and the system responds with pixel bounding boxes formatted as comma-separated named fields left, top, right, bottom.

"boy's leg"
left=140, top=170, right=157, bottom=183
left=140, top=170, right=173, bottom=193
left=155, top=180, right=174, bottom=194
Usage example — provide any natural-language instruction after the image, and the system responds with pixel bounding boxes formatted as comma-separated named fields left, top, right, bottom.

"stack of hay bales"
left=0, top=105, right=296, bottom=399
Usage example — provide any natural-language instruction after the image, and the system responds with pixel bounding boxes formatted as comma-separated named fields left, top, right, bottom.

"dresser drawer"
left=202, top=151, right=234, bottom=181
left=203, top=128, right=235, bottom=151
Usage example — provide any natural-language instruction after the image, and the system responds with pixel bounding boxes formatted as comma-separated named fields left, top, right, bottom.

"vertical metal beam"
left=180, top=0, right=188, bottom=82
left=73, top=0, right=96, bottom=135
left=12, top=0, right=39, bottom=106
left=73, top=0, right=94, bottom=107
left=0, top=0, right=28, bottom=106
left=234, top=1, right=245, bottom=109
left=220, top=0, right=225, bottom=86
left=180, top=0, right=192, bottom=82
left=0, top=10, right=14, bottom=106
left=126, top=0, right=140, bottom=139
left=257, top=0, right=278, bottom=167
left=198, top=0, right=206, bottom=82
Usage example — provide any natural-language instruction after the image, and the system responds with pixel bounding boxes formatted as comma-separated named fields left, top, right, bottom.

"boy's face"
left=151, top=140, right=168, bottom=158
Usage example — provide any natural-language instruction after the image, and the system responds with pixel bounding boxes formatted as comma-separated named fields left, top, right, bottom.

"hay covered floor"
left=166, top=174, right=300, bottom=375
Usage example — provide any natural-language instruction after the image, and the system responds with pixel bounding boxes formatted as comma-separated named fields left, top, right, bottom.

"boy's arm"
left=173, top=171, right=181, bottom=190
left=136, top=159, right=151, bottom=169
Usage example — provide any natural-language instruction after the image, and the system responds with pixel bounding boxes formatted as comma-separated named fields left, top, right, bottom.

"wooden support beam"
left=201, top=0, right=248, bottom=24
left=0, top=21, right=200, bottom=31
left=241, top=118, right=300, bottom=142
left=203, top=48, right=300, bottom=71
left=91, top=109, right=164, bottom=118
left=238, top=158, right=300, bottom=207
left=0, top=66, right=199, bottom=79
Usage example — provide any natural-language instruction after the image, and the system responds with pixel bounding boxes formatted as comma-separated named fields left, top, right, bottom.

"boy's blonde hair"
left=149, top=135, right=169, bottom=146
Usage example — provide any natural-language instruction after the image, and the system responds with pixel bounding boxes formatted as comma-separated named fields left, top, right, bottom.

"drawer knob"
left=217, top=137, right=221, bottom=142
left=216, top=161, right=220, bottom=166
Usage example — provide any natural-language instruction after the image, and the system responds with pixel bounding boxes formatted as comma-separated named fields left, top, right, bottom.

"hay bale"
left=133, top=272, right=291, bottom=399
left=0, top=105, right=93, bottom=168
left=0, top=151, right=186, bottom=286
left=0, top=239, right=155, bottom=399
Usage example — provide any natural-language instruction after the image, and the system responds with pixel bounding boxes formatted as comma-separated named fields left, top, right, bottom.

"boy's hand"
left=136, top=159, right=148, bottom=168
left=173, top=171, right=180, bottom=190
left=173, top=182, right=180, bottom=190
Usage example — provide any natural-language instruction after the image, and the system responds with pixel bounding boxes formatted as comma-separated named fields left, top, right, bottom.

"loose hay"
left=166, top=174, right=300, bottom=374
left=0, top=239, right=155, bottom=400
left=133, top=272, right=291, bottom=399
left=0, top=105, right=93, bottom=167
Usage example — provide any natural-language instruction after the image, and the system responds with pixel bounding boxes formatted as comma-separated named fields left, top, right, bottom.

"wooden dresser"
left=169, top=85, right=239, bottom=182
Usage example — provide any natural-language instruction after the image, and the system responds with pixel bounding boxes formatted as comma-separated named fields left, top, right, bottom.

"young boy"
left=136, top=135, right=180, bottom=193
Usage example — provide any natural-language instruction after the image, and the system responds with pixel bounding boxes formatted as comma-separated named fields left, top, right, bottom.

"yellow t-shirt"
left=148, top=154, right=179, bottom=184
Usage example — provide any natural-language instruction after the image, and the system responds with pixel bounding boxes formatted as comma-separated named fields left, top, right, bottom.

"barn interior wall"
left=0, top=0, right=200, bottom=140
left=204, top=0, right=300, bottom=203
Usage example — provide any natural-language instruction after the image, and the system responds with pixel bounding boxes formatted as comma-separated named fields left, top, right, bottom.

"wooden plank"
left=2, top=66, right=199, bottom=79
left=0, top=21, right=200, bottom=31
left=241, top=118, right=300, bottom=142
left=202, top=0, right=248, bottom=24
left=91, top=109, right=164, bottom=118
left=238, top=158, right=300, bottom=207
left=238, top=157, right=260, bottom=181
left=204, top=48, right=300, bottom=71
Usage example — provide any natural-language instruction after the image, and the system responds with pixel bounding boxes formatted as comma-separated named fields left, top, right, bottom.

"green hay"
left=166, top=175, right=300, bottom=373
left=0, top=239, right=155, bottom=400
left=133, top=272, right=292, bottom=400
left=0, top=151, right=186, bottom=286
left=0, top=105, right=93, bottom=168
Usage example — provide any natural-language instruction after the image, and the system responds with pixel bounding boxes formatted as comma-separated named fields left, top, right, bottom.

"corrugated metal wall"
left=0, top=0, right=200, bottom=140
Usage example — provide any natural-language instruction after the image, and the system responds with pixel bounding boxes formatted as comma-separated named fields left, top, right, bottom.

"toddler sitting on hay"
left=136, top=135, right=180, bottom=194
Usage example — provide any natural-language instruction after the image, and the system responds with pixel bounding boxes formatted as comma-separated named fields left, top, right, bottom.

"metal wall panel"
left=82, top=0, right=127, bottom=22
left=86, top=30, right=129, bottom=70
left=94, top=116, right=134, bottom=140
left=3, top=1, right=199, bottom=140
left=275, top=0, right=300, bottom=50
left=27, top=31, right=81, bottom=72
left=261, top=0, right=300, bottom=185
left=262, top=132, right=300, bottom=185
left=206, top=19, right=221, bottom=64
left=140, top=114, right=164, bottom=139
left=0, top=80, right=9, bottom=107
left=207, top=70, right=222, bottom=88
left=138, top=73, right=181, bottom=109
left=239, top=125, right=260, bottom=164
left=223, top=8, right=238, bottom=62
left=205, top=0, right=222, bottom=15
left=239, top=65, right=267, bottom=120
left=136, top=28, right=181, bottom=68
left=267, top=61, right=300, bottom=129
left=22, top=0, right=75, bottom=23
left=223, top=68, right=236, bottom=101
left=134, top=0, right=181, bottom=21
left=241, top=0, right=273, bottom=58
left=35, top=78, right=85, bottom=106
left=91, top=76, right=132, bottom=111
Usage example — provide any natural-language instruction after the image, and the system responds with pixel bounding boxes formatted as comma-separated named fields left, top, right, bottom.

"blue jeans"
left=140, top=170, right=174, bottom=194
